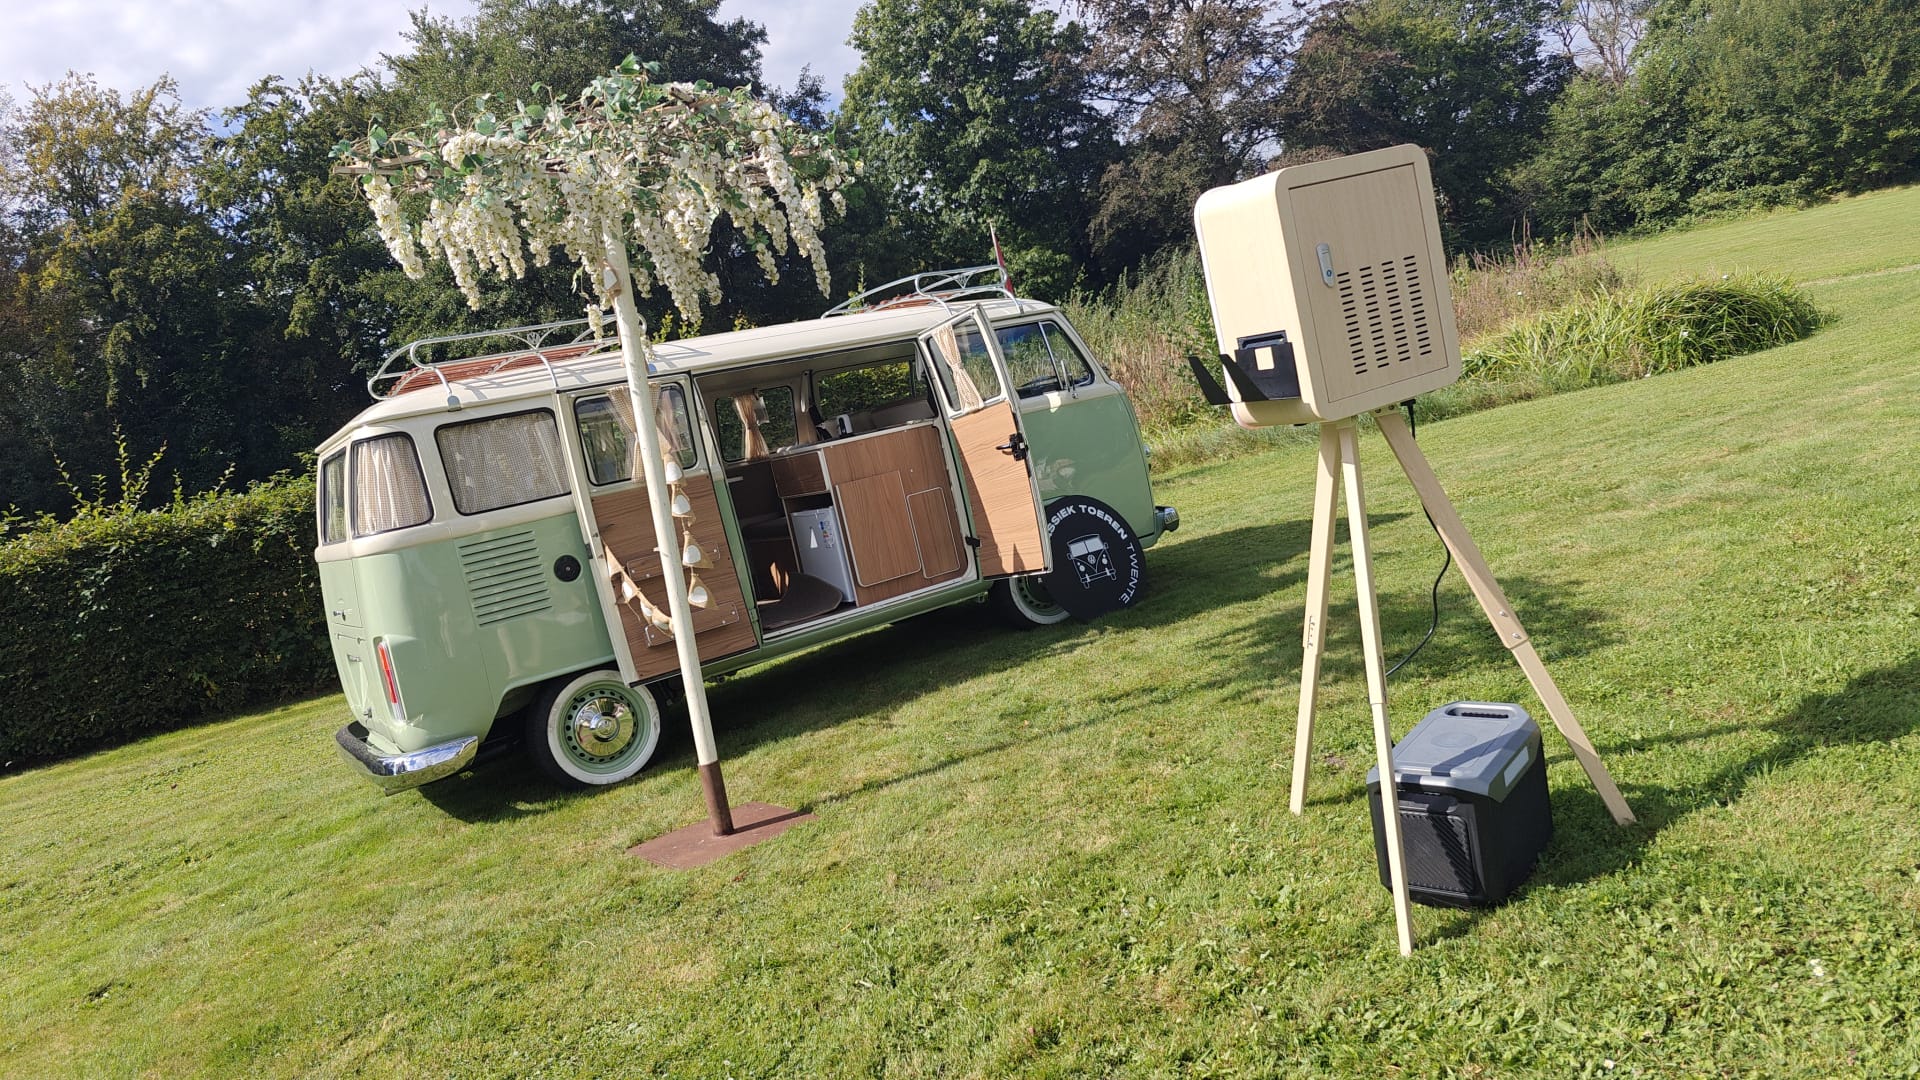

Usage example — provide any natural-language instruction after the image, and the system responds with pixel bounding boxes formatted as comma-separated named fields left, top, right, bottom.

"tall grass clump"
left=1462, top=274, right=1826, bottom=383
left=1449, top=229, right=1636, bottom=341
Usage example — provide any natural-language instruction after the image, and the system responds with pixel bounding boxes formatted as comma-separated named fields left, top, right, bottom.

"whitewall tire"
left=526, top=670, right=661, bottom=788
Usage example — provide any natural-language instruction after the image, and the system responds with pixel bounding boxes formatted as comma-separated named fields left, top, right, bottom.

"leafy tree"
left=1278, top=0, right=1572, bottom=247
left=1073, top=0, right=1296, bottom=263
left=1555, top=0, right=1652, bottom=86
left=1519, top=0, right=1920, bottom=235
left=0, top=76, right=247, bottom=513
left=843, top=0, right=1117, bottom=295
left=387, top=0, right=767, bottom=106
left=204, top=76, right=398, bottom=410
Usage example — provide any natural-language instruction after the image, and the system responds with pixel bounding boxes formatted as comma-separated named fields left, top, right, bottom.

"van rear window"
left=351, top=434, right=433, bottom=536
left=319, top=450, right=348, bottom=544
left=436, top=409, right=570, bottom=515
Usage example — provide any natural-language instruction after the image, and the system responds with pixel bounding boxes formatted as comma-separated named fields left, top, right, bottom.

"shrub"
left=0, top=475, right=331, bottom=767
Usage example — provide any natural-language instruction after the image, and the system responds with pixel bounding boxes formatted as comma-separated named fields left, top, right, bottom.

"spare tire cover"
left=1037, top=496, right=1145, bottom=620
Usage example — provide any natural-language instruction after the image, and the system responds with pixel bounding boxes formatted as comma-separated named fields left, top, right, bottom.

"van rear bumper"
left=334, top=722, right=479, bottom=795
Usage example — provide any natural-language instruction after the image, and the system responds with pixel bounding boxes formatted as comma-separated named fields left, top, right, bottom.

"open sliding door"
left=558, top=382, right=756, bottom=683
left=919, top=307, right=1050, bottom=578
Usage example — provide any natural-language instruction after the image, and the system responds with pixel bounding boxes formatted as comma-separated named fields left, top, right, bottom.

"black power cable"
left=1384, top=400, right=1450, bottom=680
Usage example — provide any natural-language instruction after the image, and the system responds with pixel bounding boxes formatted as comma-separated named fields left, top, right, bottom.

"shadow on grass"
left=417, top=515, right=1618, bottom=826
left=1425, top=652, right=1920, bottom=927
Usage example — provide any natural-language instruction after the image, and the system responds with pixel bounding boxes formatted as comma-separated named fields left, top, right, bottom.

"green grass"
left=8, top=189, right=1920, bottom=1076
left=1609, top=182, right=1920, bottom=283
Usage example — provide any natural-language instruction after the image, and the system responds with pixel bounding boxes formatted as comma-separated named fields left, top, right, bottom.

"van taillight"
left=375, top=640, right=402, bottom=711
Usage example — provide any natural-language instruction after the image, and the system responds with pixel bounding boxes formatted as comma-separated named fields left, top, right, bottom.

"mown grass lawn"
left=6, top=190, right=1920, bottom=1077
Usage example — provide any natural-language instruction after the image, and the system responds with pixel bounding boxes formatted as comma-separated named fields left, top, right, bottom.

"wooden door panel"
left=836, top=471, right=919, bottom=587
left=951, top=403, right=1047, bottom=577
left=819, top=425, right=968, bottom=605
left=908, top=487, right=964, bottom=577
left=593, top=475, right=756, bottom=680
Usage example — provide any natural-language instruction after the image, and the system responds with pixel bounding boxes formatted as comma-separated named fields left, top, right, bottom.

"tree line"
left=2, top=0, right=1914, bottom=519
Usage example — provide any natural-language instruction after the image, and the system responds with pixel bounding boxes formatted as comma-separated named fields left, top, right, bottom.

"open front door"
left=920, top=306, right=1050, bottom=578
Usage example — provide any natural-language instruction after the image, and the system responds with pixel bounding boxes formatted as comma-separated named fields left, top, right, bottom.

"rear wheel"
left=526, top=670, right=660, bottom=788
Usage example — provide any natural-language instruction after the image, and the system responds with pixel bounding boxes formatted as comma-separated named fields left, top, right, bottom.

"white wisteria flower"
left=332, top=57, right=853, bottom=322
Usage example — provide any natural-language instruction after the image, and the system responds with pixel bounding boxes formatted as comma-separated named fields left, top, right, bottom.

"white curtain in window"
left=932, top=323, right=984, bottom=411
left=607, top=387, right=690, bottom=477
left=352, top=435, right=432, bottom=535
left=437, top=413, right=569, bottom=514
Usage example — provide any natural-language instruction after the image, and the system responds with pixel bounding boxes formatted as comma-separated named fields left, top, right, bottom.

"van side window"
left=575, top=386, right=697, bottom=485
left=995, top=323, right=1062, bottom=398
left=436, top=409, right=570, bottom=515
left=715, top=385, right=798, bottom=462
left=1039, top=322, right=1097, bottom=389
left=351, top=434, right=433, bottom=536
left=319, top=450, right=348, bottom=544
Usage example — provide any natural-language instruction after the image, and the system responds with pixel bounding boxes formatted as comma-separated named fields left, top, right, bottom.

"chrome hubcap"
left=565, top=693, right=636, bottom=763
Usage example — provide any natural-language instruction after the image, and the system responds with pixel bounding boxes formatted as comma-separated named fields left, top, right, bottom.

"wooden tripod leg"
left=1291, top=424, right=1342, bottom=815
left=1375, top=411, right=1636, bottom=826
left=1337, top=422, right=1416, bottom=956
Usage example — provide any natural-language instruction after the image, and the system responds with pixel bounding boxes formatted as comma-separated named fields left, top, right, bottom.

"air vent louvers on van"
left=458, top=530, right=553, bottom=625
left=1337, top=254, right=1435, bottom=375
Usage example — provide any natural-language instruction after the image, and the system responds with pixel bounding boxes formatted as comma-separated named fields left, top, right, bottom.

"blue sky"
left=0, top=0, right=864, bottom=113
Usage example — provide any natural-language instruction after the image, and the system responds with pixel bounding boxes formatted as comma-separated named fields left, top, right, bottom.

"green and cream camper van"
left=318, top=269, right=1177, bottom=793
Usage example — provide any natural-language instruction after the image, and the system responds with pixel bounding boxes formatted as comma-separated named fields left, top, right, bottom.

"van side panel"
left=348, top=511, right=615, bottom=755
left=1019, top=382, right=1160, bottom=545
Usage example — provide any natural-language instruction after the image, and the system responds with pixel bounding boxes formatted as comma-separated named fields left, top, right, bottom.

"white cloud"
left=0, top=0, right=868, bottom=113
left=728, top=0, right=864, bottom=98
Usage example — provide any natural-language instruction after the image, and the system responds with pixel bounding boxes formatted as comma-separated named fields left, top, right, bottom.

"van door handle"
left=994, top=433, right=1029, bottom=462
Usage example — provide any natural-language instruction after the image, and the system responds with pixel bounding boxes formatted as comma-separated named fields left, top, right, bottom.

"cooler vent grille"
left=459, top=530, right=552, bottom=625
left=1338, top=254, right=1436, bottom=375
left=1402, top=807, right=1478, bottom=896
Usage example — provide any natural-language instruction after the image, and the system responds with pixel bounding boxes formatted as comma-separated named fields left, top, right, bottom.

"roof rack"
left=368, top=315, right=618, bottom=402
left=820, top=265, right=1027, bottom=318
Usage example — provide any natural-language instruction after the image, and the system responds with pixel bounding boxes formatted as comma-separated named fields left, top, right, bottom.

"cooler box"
left=1366, top=702, right=1552, bottom=908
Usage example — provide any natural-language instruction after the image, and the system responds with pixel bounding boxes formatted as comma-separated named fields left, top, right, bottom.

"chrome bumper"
left=1154, top=505, right=1181, bottom=533
left=334, top=722, right=479, bottom=795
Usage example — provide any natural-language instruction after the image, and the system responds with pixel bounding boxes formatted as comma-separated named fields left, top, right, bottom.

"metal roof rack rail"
left=821, top=264, right=1032, bottom=318
left=368, top=314, right=618, bottom=402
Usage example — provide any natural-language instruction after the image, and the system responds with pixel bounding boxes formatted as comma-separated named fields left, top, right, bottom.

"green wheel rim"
left=558, top=683, right=649, bottom=775
left=1012, top=575, right=1066, bottom=620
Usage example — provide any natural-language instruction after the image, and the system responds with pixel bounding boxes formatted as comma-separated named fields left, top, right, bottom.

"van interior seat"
left=870, top=399, right=936, bottom=429
left=726, top=459, right=787, bottom=541
left=757, top=573, right=846, bottom=631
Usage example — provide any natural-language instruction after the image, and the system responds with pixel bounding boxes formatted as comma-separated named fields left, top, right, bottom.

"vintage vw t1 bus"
left=317, top=269, right=1177, bottom=793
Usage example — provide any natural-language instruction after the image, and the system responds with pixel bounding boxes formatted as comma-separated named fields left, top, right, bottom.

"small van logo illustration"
left=1067, top=534, right=1115, bottom=587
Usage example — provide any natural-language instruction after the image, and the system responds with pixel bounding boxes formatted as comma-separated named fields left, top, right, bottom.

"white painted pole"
left=602, top=232, right=734, bottom=835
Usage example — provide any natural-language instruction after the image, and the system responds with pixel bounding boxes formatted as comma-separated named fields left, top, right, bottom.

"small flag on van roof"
left=990, top=222, right=1015, bottom=296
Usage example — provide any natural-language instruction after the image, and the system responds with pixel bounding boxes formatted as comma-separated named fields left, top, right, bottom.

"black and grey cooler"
left=1366, top=702, right=1553, bottom=907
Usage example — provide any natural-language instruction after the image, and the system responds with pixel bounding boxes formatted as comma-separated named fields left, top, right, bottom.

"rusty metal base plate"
left=628, top=802, right=815, bottom=869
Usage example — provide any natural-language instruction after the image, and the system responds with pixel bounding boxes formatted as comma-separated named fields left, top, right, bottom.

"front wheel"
left=990, top=574, right=1072, bottom=628
left=993, top=496, right=1147, bottom=627
left=526, top=670, right=661, bottom=788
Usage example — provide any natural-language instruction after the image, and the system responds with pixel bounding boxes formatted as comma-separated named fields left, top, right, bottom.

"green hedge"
left=0, top=476, right=332, bottom=767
